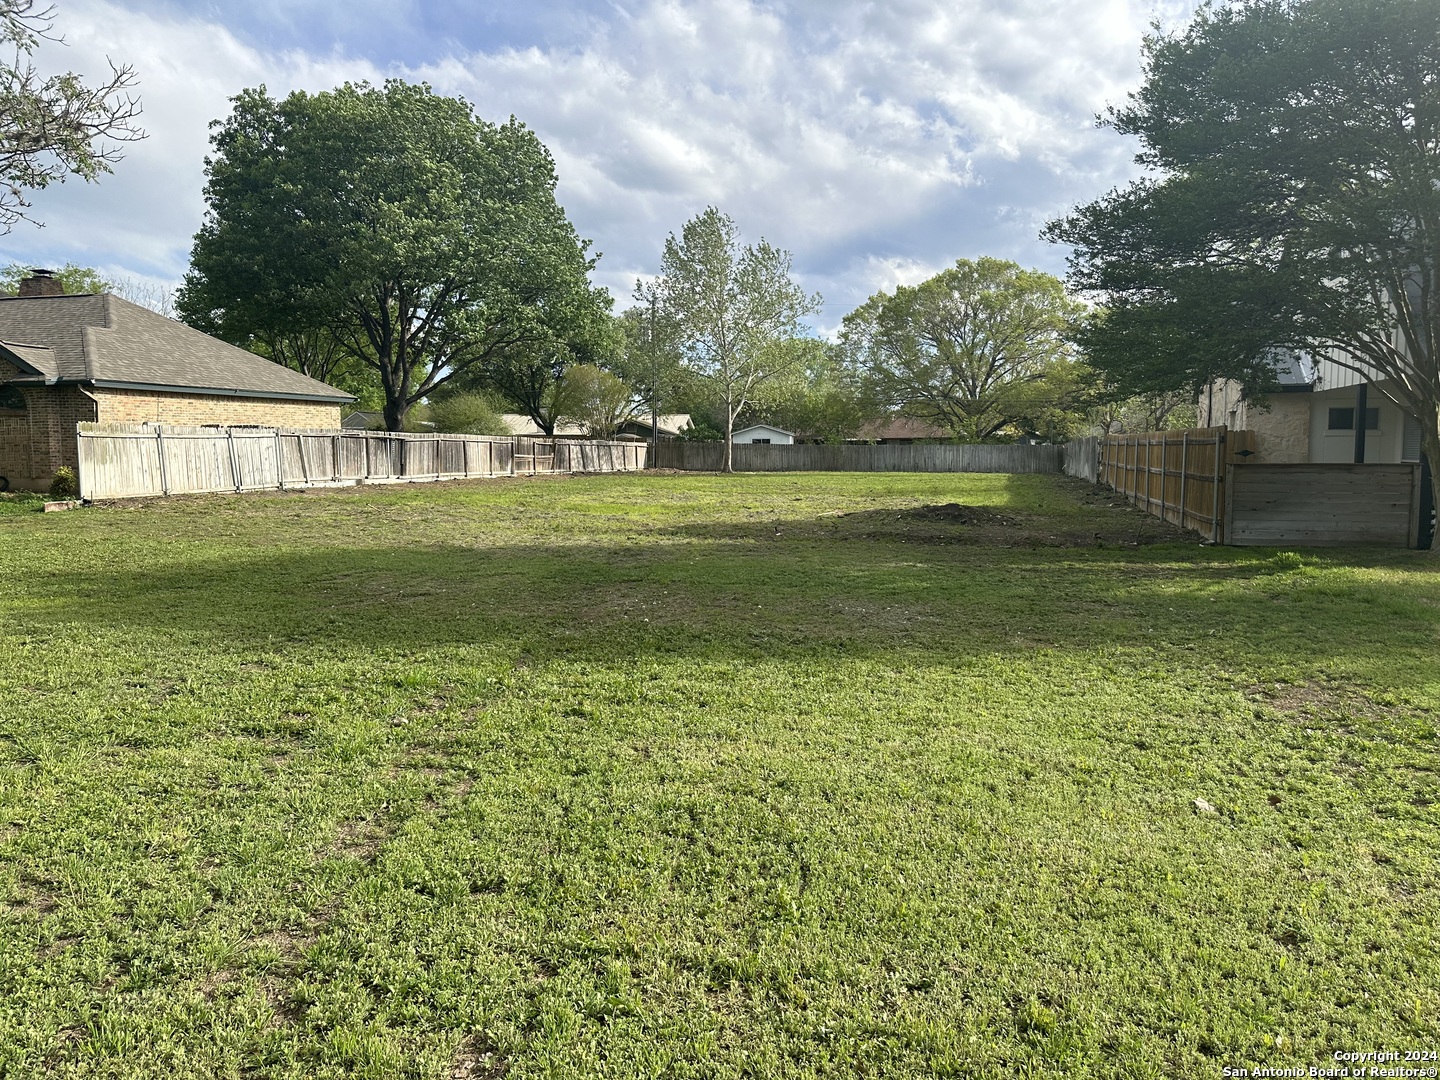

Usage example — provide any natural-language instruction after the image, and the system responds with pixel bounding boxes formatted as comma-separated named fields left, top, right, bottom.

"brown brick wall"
left=93, top=388, right=342, bottom=429
left=0, top=376, right=98, bottom=489
left=0, top=358, right=28, bottom=485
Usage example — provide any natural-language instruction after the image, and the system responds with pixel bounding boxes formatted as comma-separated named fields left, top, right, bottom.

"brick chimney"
left=18, top=269, right=64, bottom=297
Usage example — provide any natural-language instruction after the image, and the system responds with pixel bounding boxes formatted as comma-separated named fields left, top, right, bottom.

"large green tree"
left=178, top=80, right=610, bottom=432
left=1045, top=0, right=1440, bottom=512
left=747, top=339, right=878, bottom=444
left=613, top=283, right=689, bottom=457
left=841, top=258, right=1085, bottom=441
left=654, top=208, right=821, bottom=472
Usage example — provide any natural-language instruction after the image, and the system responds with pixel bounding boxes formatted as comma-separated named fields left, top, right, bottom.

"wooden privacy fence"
left=1095, top=426, right=1429, bottom=546
left=76, top=424, right=647, bottom=501
left=1227, top=463, right=1426, bottom=547
left=1099, top=426, right=1257, bottom=542
left=1062, top=436, right=1100, bottom=483
left=653, top=441, right=1064, bottom=473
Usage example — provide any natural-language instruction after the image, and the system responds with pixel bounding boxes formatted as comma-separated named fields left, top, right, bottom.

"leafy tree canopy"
left=745, top=338, right=880, bottom=444
left=841, top=257, right=1086, bottom=442
left=1045, top=0, right=1440, bottom=493
left=0, top=0, right=144, bottom=232
left=426, top=391, right=510, bottom=436
left=177, top=80, right=611, bottom=432
left=559, top=364, right=636, bottom=439
left=654, top=207, right=821, bottom=471
left=0, top=260, right=108, bottom=294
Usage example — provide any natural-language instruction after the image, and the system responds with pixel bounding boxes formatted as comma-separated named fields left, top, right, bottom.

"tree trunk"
left=383, top=394, right=407, bottom=432
left=650, top=404, right=659, bottom=467
left=723, top=402, right=735, bottom=473
left=1420, top=419, right=1440, bottom=553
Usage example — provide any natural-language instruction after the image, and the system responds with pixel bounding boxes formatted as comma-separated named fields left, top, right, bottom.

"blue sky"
left=0, top=0, right=1196, bottom=331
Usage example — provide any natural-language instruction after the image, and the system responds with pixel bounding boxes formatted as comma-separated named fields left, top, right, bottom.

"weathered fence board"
left=1227, top=464, right=1421, bottom=547
left=77, top=424, right=647, bottom=501
left=652, top=441, right=1063, bottom=473
left=1062, top=437, right=1100, bottom=483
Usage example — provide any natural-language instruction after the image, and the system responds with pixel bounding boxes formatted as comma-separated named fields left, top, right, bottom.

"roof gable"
left=0, top=340, right=59, bottom=380
left=0, top=293, right=352, bottom=402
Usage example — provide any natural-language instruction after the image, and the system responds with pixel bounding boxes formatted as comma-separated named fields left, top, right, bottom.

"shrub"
left=428, top=393, right=510, bottom=436
left=49, top=467, right=79, bottom=499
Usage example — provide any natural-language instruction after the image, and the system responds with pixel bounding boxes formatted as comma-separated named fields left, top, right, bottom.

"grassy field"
left=0, top=471, right=1436, bottom=1079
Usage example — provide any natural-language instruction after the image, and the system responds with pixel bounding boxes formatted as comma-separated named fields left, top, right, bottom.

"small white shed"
left=732, top=424, right=794, bottom=445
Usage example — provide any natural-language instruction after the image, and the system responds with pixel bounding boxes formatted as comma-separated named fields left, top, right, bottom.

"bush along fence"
left=76, top=424, right=648, bottom=501
left=1085, top=425, right=1431, bottom=548
left=653, top=441, right=1064, bottom=473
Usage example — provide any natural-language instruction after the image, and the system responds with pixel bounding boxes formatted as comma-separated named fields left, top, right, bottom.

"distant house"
left=0, top=271, right=353, bottom=491
left=342, top=410, right=384, bottom=431
left=1203, top=351, right=1425, bottom=464
left=501, top=414, right=587, bottom=437
left=500, top=412, right=692, bottom=440
left=618, top=413, right=691, bottom=440
left=732, top=424, right=794, bottom=445
left=849, top=418, right=951, bottom=444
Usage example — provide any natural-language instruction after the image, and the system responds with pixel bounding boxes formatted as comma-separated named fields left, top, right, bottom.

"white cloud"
left=2, top=0, right=1197, bottom=321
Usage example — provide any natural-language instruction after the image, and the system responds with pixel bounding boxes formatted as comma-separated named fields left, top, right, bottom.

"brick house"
left=0, top=272, right=352, bottom=490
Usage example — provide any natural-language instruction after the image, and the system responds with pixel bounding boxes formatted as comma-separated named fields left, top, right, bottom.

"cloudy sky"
left=2, top=0, right=1196, bottom=330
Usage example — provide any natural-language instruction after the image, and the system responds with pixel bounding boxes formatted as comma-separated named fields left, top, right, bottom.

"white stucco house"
left=731, top=424, right=794, bottom=445
left=1203, top=351, right=1425, bottom=465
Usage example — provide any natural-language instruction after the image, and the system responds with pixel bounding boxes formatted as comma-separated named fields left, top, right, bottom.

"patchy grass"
left=0, top=491, right=45, bottom=515
left=0, top=471, right=1435, bottom=1079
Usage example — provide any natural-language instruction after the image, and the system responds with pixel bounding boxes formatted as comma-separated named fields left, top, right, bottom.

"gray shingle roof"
left=0, top=341, right=59, bottom=380
left=0, top=293, right=352, bottom=402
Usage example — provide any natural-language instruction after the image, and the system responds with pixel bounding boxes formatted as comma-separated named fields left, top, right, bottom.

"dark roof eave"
left=0, top=344, right=54, bottom=378
left=88, top=379, right=355, bottom=404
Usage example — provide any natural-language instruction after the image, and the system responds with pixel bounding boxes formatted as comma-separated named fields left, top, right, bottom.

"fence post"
left=227, top=427, right=242, bottom=492
left=332, top=434, right=341, bottom=482
left=1420, top=454, right=1435, bottom=550
left=1156, top=434, right=1167, bottom=521
left=1178, top=433, right=1189, bottom=532
left=1211, top=428, right=1225, bottom=543
left=155, top=427, right=170, bottom=496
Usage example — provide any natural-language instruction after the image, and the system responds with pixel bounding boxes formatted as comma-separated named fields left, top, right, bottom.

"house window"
left=0, top=384, right=24, bottom=412
left=752, top=438, right=771, bottom=444
left=1403, top=414, right=1422, bottom=462
left=1327, top=407, right=1379, bottom=431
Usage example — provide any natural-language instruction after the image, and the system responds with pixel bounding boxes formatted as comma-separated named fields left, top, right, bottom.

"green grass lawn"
left=0, top=471, right=1436, bottom=1078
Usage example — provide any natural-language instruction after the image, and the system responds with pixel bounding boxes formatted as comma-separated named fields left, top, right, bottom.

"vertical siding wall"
left=77, top=424, right=648, bottom=501
left=652, top=441, right=1064, bottom=473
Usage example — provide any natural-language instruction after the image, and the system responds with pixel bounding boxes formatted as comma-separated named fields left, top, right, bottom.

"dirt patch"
left=259, top=976, right=309, bottom=1027
left=450, top=1035, right=508, bottom=1079
left=827, top=499, right=1193, bottom=548
left=902, top=503, right=1020, bottom=527
left=326, top=816, right=388, bottom=864
left=1245, top=681, right=1414, bottom=722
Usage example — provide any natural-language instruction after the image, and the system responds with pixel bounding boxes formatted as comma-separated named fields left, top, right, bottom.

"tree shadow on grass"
left=9, top=523, right=1439, bottom=699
